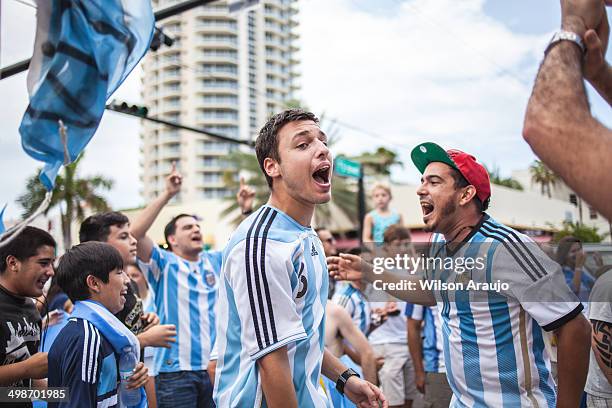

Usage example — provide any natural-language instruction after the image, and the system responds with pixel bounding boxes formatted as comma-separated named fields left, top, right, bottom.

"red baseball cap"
left=411, top=142, right=491, bottom=203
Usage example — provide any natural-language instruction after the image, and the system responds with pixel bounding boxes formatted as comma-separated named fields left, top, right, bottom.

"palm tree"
left=16, top=155, right=113, bottom=249
left=485, top=164, right=523, bottom=190
left=354, top=147, right=403, bottom=176
left=529, top=160, right=558, bottom=198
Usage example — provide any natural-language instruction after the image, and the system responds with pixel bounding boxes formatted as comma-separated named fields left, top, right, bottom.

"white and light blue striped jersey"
left=138, top=245, right=222, bottom=373
left=331, top=284, right=370, bottom=335
left=214, top=205, right=329, bottom=407
left=426, top=214, right=582, bottom=408
left=405, top=303, right=445, bottom=373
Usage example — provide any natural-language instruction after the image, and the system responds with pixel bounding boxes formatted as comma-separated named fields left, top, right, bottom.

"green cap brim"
left=410, top=142, right=458, bottom=174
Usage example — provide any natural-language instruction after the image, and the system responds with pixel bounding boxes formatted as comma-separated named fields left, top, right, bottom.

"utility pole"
left=0, top=0, right=217, bottom=80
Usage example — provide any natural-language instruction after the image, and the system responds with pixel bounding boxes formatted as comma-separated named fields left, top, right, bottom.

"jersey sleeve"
left=405, top=303, right=424, bottom=321
left=224, top=239, right=306, bottom=360
left=490, top=236, right=582, bottom=331
left=138, top=245, right=170, bottom=288
left=56, top=321, right=102, bottom=407
left=589, top=273, right=612, bottom=324
left=206, top=250, right=224, bottom=276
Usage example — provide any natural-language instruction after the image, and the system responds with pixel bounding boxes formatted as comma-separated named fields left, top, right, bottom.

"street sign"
left=335, top=157, right=361, bottom=179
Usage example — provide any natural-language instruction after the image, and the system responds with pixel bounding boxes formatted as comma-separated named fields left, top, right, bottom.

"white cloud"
left=1, top=0, right=610, bottom=221
left=297, top=0, right=554, bottom=184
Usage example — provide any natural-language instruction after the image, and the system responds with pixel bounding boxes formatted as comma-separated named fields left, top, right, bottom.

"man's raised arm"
left=131, top=162, right=182, bottom=262
left=523, top=0, right=612, bottom=220
left=327, top=253, right=435, bottom=306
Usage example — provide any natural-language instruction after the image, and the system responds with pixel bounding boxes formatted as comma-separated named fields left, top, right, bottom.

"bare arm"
left=327, top=254, right=436, bottom=306
left=343, top=343, right=362, bottom=365
left=131, top=163, right=182, bottom=262
left=591, top=319, right=612, bottom=384
left=0, top=353, right=47, bottom=386
left=523, top=3, right=612, bottom=220
left=555, top=313, right=591, bottom=408
left=335, top=306, right=378, bottom=384
left=362, top=214, right=373, bottom=243
left=407, top=318, right=426, bottom=394
left=257, top=346, right=298, bottom=408
left=322, top=349, right=388, bottom=407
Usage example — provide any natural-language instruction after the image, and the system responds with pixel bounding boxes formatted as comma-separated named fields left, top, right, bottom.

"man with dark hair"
left=0, top=226, right=55, bottom=407
left=79, top=211, right=175, bottom=347
left=214, top=109, right=386, bottom=407
left=329, top=142, right=592, bottom=407
left=48, top=242, right=148, bottom=408
left=80, top=211, right=176, bottom=407
left=130, top=162, right=253, bottom=408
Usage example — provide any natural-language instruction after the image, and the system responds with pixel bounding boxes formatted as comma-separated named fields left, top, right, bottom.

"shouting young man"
left=329, top=142, right=591, bottom=407
left=213, top=109, right=387, bottom=408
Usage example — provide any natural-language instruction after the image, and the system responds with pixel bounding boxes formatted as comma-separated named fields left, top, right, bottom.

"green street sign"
left=335, top=157, right=361, bottom=178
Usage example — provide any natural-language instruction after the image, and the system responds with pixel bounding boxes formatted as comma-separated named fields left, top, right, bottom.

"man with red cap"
left=328, top=142, right=592, bottom=407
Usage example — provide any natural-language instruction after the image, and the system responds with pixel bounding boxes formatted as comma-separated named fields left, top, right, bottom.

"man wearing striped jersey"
left=328, top=142, right=592, bottom=407
left=406, top=303, right=452, bottom=408
left=131, top=162, right=252, bottom=408
left=332, top=282, right=370, bottom=335
left=214, top=109, right=387, bottom=408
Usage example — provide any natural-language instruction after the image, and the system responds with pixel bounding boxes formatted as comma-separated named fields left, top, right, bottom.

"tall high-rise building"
left=140, top=0, right=300, bottom=202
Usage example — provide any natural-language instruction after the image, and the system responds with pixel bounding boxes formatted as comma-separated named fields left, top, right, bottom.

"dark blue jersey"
left=48, top=318, right=118, bottom=408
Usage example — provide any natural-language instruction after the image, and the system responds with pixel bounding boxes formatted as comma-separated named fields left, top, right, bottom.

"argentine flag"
left=19, top=0, right=154, bottom=190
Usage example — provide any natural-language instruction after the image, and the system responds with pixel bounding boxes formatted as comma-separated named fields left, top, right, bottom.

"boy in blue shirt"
left=48, top=242, right=148, bottom=408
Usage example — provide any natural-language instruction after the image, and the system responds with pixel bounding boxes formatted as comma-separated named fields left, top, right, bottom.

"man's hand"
left=236, top=177, right=256, bottom=214
left=42, top=310, right=64, bottom=328
left=344, top=377, right=388, bottom=408
left=561, top=0, right=607, bottom=35
left=165, top=161, right=183, bottom=198
left=375, top=355, right=385, bottom=371
left=415, top=369, right=426, bottom=394
left=327, top=253, right=371, bottom=282
left=584, top=18, right=610, bottom=82
left=126, top=362, right=148, bottom=389
left=24, top=352, right=48, bottom=380
left=139, top=324, right=177, bottom=348
left=141, top=312, right=160, bottom=332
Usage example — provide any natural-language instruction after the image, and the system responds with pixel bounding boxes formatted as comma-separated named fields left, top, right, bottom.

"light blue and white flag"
left=19, top=0, right=154, bottom=190
left=0, top=204, right=6, bottom=235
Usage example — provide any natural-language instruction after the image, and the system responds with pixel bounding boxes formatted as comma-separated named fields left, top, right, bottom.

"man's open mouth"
left=421, top=201, right=434, bottom=218
left=312, top=164, right=331, bottom=185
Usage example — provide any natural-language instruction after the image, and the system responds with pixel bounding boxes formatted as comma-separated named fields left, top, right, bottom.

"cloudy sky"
left=0, top=0, right=611, bottom=220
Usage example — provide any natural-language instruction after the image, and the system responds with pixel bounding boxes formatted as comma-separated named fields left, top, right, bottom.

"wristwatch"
left=335, top=368, right=360, bottom=395
left=545, top=30, right=585, bottom=55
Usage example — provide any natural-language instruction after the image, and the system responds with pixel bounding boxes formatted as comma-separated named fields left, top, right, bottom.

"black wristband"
left=241, top=209, right=253, bottom=215
left=336, top=368, right=360, bottom=395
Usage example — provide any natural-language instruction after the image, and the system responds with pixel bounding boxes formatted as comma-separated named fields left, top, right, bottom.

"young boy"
left=48, top=242, right=148, bottom=408
left=213, top=109, right=387, bottom=407
left=0, top=226, right=55, bottom=408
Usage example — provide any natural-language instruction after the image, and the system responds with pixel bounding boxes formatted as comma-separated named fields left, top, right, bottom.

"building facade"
left=140, top=0, right=300, bottom=202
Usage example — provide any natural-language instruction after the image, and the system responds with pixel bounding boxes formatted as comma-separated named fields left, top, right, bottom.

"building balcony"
left=200, top=100, right=239, bottom=109
left=197, top=54, right=238, bottom=64
left=195, top=23, right=237, bottom=35
left=197, top=37, right=238, bottom=49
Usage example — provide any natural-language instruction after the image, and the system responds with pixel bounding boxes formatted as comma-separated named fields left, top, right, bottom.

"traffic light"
left=150, top=27, right=175, bottom=52
left=107, top=101, right=149, bottom=118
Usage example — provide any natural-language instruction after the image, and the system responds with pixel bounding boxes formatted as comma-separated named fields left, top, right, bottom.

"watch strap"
left=335, top=368, right=360, bottom=395
left=545, top=30, right=585, bottom=55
